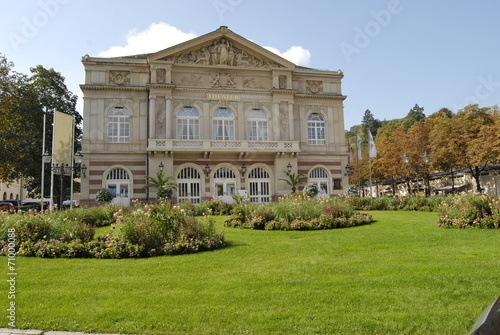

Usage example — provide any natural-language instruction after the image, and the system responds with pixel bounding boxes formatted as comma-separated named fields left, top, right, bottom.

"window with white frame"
left=213, top=108, right=235, bottom=140
left=307, top=113, right=325, bottom=145
left=176, top=107, right=200, bottom=140
left=108, top=107, right=130, bottom=143
left=247, top=109, right=268, bottom=141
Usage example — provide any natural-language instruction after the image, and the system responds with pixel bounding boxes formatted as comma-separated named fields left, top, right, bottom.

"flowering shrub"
left=0, top=201, right=225, bottom=258
left=437, top=192, right=500, bottom=228
left=223, top=195, right=372, bottom=231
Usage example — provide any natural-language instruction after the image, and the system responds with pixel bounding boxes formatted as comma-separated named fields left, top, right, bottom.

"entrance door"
left=177, top=167, right=202, bottom=204
left=213, top=167, right=237, bottom=203
left=106, top=168, right=131, bottom=206
left=248, top=167, right=271, bottom=203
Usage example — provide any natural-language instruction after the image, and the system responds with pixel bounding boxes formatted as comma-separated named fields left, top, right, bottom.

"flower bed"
left=0, top=201, right=225, bottom=258
left=224, top=194, right=373, bottom=230
left=437, top=192, right=500, bottom=228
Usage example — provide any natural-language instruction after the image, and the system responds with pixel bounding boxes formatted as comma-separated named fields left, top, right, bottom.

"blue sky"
left=2, top=0, right=500, bottom=129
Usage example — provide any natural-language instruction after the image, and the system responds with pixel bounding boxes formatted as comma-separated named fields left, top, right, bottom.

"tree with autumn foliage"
left=453, top=105, right=499, bottom=192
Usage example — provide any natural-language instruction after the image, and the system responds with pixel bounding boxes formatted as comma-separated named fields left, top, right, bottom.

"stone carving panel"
left=109, top=71, right=130, bottom=86
left=156, top=69, right=166, bottom=83
left=155, top=98, right=166, bottom=138
left=164, top=38, right=282, bottom=69
left=306, top=80, right=323, bottom=94
left=243, top=77, right=264, bottom=89
left=105, top=98, right=133, bottom=110
left=279, top=104, right=289, bottom=141
left=211, top=70, right=236, bottom=88
left=181, top=74, right=203, bottom=86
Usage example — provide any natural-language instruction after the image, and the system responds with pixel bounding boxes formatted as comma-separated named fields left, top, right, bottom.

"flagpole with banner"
left=356, top=134, right=362, bottom=196
left=368, top=129, right=377, bottom=198
left=50, top=111, right=74, bottom=210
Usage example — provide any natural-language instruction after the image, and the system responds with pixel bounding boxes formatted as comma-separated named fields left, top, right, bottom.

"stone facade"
left=80, top=27, right=348, bottom=206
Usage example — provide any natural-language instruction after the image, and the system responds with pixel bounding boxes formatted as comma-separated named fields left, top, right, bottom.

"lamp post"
left=46, top=152, right=85, bottom=209
left=403, top=152, right=430, bottom=195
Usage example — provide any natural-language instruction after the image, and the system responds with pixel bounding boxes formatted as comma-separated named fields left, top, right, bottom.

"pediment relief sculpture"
left=109, top=71, right=130, bottom=86
left=163, top=38, right=283, bottom=69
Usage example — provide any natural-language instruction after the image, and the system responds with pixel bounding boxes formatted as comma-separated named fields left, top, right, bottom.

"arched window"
left=213, top=108, right=235, bottom=140
left=309, top=167, right=329, bottom=196
left=307, top=113, right=325, bottom=145
left=247, top=109, right=268, bottom=141
left=177, top=107, right=200, bottom=140
left=108, top=107, right=130, bottom=143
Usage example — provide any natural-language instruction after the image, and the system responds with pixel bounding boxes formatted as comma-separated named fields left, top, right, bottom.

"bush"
left=223, top=195, right=372, bottom=231
left=437, top=192, right=500, bottom=229
left=95, top=189, right=114, bottom=204
left=0, top=202, right=226, bottom=258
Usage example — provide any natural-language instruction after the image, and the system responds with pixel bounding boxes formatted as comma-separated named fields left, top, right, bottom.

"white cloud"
left=98, top=23, right=197, bottom=57
left=264, top=46, right=311, bottom=66
left=98, top=22, right=312, bottom=67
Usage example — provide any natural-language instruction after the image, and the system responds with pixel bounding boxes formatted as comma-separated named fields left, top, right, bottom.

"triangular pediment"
left=148, top=26, right=296, bottom=70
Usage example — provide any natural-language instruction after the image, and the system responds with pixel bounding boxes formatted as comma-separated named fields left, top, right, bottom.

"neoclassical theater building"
left=80, top=26, right=348, bottom=206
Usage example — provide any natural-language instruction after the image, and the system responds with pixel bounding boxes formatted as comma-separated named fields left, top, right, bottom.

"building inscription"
left=207, top=93, right=240, bottom=101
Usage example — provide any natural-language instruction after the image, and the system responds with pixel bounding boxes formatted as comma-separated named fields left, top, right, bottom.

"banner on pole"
left=52, top=111, right=74, bottom=175
left=368, top=129, right=377, bottom=158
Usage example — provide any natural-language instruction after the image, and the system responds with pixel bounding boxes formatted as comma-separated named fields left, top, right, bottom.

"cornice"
left=295, top=93, right=347, bottom=100
left=80, top=84, right=147, bottom=91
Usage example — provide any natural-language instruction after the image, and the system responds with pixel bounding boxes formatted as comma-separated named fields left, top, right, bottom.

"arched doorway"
left=248, top=167, right=271, bottom=203
left=309, top=167, right=330, bottom=196
left=213, top=166, right=236, bottom=203
left=177, top=167, right=202, bottom=204
left=105, top=167, right=131, bottom=206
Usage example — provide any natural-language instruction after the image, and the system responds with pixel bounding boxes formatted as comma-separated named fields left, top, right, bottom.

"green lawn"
left=2, top=211, right=499, bottom=334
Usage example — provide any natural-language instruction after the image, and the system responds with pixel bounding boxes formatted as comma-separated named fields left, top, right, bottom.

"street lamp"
left=159, top=162, right=164, bottom=173
left=286, top=162, right=292, bottom=174
left=403, top=152, right=430, bottom=195
left=204, top=164, right=211, bottom=177
left=241, top=164, right=247, bottom=177
left=46, top=152, right=85, bottom=209
left=345, top=164, right=354, bottom=177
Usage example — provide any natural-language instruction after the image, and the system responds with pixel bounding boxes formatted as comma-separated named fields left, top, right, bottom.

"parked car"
left=0, top=202, right=15, bottom=212
left=1, top=199, right=21, bottom=211
left=21, top=199, right=50, bottom=211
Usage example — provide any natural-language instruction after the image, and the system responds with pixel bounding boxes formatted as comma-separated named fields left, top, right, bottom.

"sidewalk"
left=0, top=329, right=122, bottom=335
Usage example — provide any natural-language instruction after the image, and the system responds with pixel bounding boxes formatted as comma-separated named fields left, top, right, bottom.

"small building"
left=79, top=26, right=348, bottom=206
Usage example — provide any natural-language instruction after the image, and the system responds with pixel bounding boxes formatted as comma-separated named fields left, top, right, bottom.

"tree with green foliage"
left=361, top=109, right=382, bottom=137
left=403, top=104, right=426, bottom=129
left=0, top=54, right=81, bottom=199
left=279, top=172, right=306, bottom=193
left=144, top=171, right=177, bottom=200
